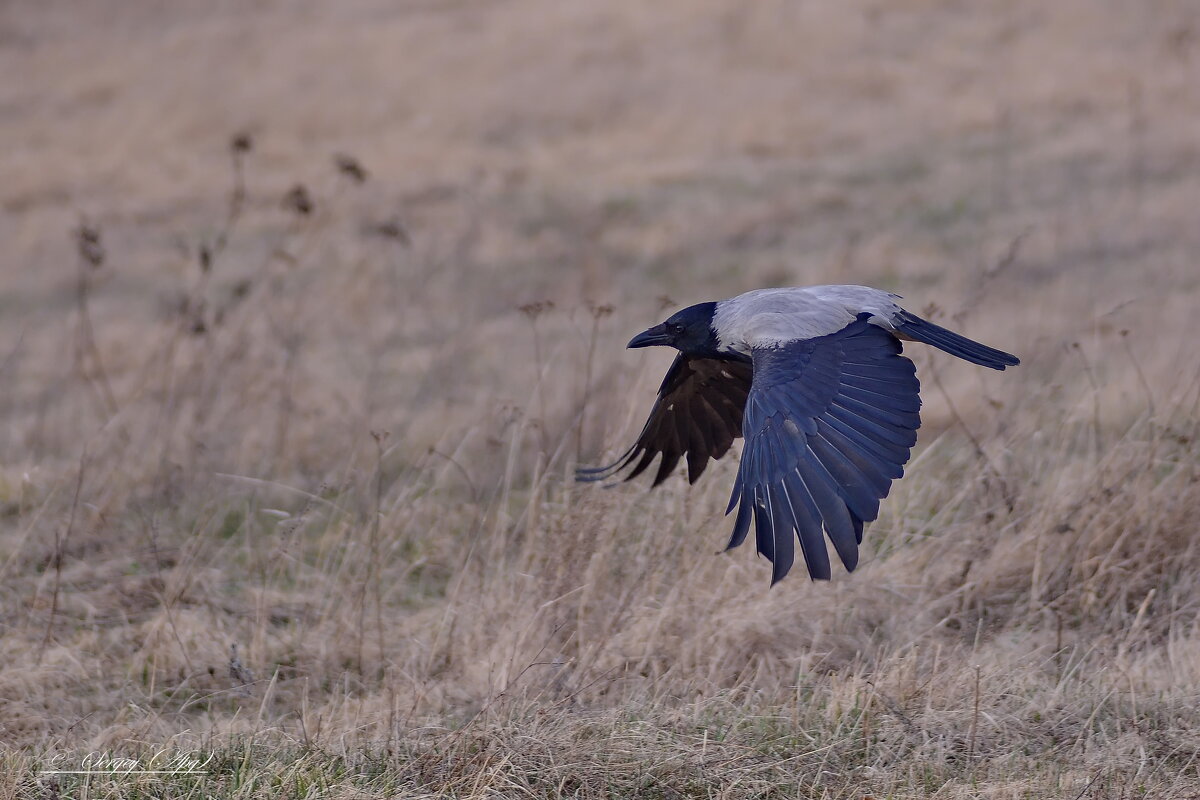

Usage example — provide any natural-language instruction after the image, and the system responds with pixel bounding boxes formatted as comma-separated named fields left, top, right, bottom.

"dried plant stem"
left=1064, top=342, right=1103, bottom=453
left=577, top=314, right=600, bottom=460
left=927, top=362, right=1015, bottom=510
left=73, top=261, right=118, bottom=420
left=576, top=304, right=612, bottom=461
left=273, top=339, right=299, bottom=470
left=371, top=430, right=389, bottom=676
left=38, top=450, right=86, bottom=662
left=520, top=302, right=554, bottom=455
left=968, top=664, right=982, bottom=759
left=210, top=141, right=249, bottom=260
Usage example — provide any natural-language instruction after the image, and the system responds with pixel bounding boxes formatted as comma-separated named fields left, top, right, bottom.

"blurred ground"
left=2, top=1, right=1199, bottom=797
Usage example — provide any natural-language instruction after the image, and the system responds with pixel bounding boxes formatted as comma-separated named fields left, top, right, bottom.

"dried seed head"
left=369, top=218, right=411, bottom=247
left=277, top=515, right=305, bottom=538
left=73, top=223, right=105, bottom=268
left=230, top=132, right=254, bottom=154
left=519, top=300, right=554, bottom=319
left=334, top=153, right=368, bottom=184
left=282, top=184, right=314, bottom=216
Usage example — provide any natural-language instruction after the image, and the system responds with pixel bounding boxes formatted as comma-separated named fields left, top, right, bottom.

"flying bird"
left=578, top=285, right=1019, bottom=585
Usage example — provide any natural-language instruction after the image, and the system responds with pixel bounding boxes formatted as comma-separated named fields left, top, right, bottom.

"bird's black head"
left=627, top=302, right=721, bottom=357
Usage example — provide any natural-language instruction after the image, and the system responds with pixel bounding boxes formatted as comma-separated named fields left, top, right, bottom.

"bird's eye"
left=666, top=322, right=684, bottom=334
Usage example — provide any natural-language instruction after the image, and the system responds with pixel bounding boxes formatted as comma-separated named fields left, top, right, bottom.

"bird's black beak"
left=627, top=324, right=672, bottom=349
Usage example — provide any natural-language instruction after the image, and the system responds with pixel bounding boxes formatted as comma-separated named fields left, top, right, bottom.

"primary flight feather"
left=578, top=285, right=1019, bottom=585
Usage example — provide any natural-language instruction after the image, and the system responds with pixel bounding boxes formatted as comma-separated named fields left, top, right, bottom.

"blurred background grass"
left=2, top=0, right=1199, bottom=797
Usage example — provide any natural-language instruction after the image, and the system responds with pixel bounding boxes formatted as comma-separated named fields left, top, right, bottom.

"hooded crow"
left=578, top=285, right=1019, bottom=585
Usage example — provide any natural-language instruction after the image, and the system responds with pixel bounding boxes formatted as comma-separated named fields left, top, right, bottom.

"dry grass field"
left=2, top=0, right=1200, bottom=796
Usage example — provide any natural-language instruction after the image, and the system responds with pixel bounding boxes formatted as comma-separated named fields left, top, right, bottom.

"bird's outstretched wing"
left=725, top=314, right=921, bottom=584
left=577, top=355, right=753, bottom=486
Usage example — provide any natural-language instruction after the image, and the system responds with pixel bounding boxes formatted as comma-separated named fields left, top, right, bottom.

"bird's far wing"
left=577, top=355, right=753, bottom=487
left=726, top=313, right=921, bottom=584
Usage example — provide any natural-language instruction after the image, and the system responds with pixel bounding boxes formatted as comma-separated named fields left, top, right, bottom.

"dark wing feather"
left=577, top=355, right=753, bottom=487
left=728, top=314, right=921, bottom=584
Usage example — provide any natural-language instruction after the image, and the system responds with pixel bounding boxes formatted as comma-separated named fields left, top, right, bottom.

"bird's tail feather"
left=893, top=311, right=1019, bottom=370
